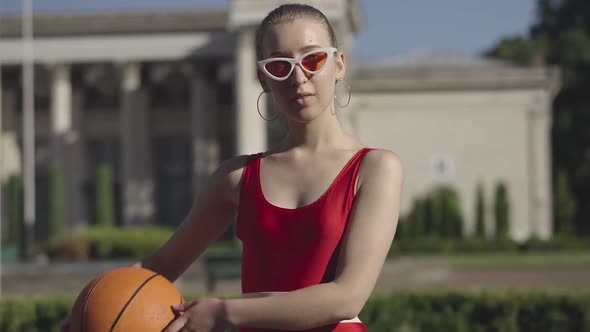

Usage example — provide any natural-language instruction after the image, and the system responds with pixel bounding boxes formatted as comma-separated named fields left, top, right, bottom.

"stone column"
left=50, top=64, right=72, bottom=164
left=1, top=87, right=20, bottom=172
left=1, top=86, right=22, bottom=194
left=120, top=62, right=155, bottom=226
left=235, top=29, right=266, bottom=155
left=48, top=64, right=77, bottom=234
left=1, top=87, right=17, bottom=133
left=68, top=88, right=88, bottom=229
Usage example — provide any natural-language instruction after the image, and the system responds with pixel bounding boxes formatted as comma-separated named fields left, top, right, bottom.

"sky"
left=0, top=0, right=539, bottom=61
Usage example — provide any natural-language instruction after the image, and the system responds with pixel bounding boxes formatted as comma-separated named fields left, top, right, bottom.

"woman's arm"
left=222, top=150, right=404, bottom=330
left=138, top=155, right=249, bottom=282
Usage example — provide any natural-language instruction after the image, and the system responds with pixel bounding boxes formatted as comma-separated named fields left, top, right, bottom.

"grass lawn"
left=446, top=251, right=590, bottom=270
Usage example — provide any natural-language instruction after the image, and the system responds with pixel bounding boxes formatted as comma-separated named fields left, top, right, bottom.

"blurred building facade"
left=0, top=0, right=558, bottom=241
left=352, top=52, right=559, bottom=241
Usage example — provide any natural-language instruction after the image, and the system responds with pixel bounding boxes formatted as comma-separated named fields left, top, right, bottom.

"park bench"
left=202, top=248, right=242, bottom=292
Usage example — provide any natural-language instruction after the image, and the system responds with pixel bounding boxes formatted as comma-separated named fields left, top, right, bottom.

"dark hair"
left=255, top=4, right=338, bottom=61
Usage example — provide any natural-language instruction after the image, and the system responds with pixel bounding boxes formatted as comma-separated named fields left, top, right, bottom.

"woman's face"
left=259, top=18, right=345, bottom=123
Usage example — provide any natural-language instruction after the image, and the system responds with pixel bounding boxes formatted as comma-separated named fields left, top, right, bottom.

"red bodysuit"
left=236, top=148, right=373, bottom=332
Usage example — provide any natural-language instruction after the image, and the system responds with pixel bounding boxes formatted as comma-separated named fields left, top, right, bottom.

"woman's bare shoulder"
left=210, top=154, right=257, bottom=205
left=216, top=154, right=252, bottom=179
left=359, top=148, right=404, bottom=184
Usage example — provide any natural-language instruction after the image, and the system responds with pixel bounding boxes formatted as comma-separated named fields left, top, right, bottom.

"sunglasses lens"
left=301, top=51, right=328, bottom=72
left=265, top=60, right=292, bottom=78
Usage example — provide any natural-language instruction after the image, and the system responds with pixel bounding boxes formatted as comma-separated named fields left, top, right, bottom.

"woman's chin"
left=286, top=106, right=327, bottom=123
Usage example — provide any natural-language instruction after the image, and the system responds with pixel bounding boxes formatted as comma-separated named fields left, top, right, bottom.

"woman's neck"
left=279, top=109, right=353, bottom=153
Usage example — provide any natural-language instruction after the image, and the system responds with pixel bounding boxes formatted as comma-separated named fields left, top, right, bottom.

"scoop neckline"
left=256, top=147, right=368, bottom=211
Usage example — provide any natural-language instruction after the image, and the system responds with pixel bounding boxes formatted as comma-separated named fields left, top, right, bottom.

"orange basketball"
left=69, top=267, right=184, bottom=332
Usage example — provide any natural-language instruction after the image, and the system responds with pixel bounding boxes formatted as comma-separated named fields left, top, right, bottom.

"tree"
left=484, top=36, right=546, bottom=66
left=486, top=0, right=590, bottom=235
left=430, top=186, right=464, bottom=239
left=408, top=198, right=427, bottom=237
left=48, top=164, right=66, bottom=241
left=554, top=169, right=577, bottom=235
left=475, top=183, right=486, bottom=239
left=7, top=174, right=25, bottom=258
left=95, top=164, right=116, bottom=227
left=494, top=182, right=510, bottom=240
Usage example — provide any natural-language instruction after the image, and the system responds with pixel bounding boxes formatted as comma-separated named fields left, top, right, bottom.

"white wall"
left=353, top=89, right=552, bottom=241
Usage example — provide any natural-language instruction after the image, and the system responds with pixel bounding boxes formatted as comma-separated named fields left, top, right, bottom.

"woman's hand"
left=164, top=298, right=231, bottom=332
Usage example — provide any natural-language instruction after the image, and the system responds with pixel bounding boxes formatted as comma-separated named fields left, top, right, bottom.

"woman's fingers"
left=172, top=300, right=197, bottom=312
left=163, top=315, right=188, bottom=332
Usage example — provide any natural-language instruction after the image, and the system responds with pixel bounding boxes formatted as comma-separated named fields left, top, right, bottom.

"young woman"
left=64, top=4, right=403, bottom=332
left=158, top=4, right=404, bottom=331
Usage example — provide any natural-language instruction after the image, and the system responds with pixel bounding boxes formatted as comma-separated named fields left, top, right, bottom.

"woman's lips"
left=291, top=94, right=314, bottom=106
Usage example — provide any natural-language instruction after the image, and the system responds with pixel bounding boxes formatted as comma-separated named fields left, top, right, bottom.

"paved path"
left=2, top=257, right=590, bottom=298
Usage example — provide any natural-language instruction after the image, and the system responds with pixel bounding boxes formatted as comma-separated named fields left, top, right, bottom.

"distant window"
left=86, top=138, right=121, bottom=177
left=152, top=134, right=192, bottom=226
left=15, top=65, right=51, bottom=112
left=82, top=64, right=121, bottom=111
left=147, top=62, right=190, bottom=110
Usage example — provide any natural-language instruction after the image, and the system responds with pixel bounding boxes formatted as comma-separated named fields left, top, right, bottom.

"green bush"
left=407, top=198, right=428, bottom=237
left=48, top=164, right=66, bottom=242
left=1, top=291, right=589, bottom=332
left=40, top=226, right=241, bottom=261
left=7, top=174, right=24, bottom=256
left=522, top=235, right=590, bottom=252
left=395, top=215, right=407, bottom=239
left=387, top=236, right=590, bottom=256
left=554, top=170, right=577, bottom=236
left=41, top=226, right=175, bottom=261
left=475, top=182, right=486, bottom=239
left=95, top=164, right=116, bottom=227
left=404, top=186, right=464, bottom=239
left=360, top=290, right=590, bottom=332
left=494, top=182, right=510, bottom=240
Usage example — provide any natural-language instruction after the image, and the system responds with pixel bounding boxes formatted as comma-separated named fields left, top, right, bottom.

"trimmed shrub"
left=42, top=226, right=174, bottom=261
left=430, top=186, right=464, bottom=239
left=7, top=174, right=24, bottom=258
left=475, top=183, right=486, bottom=239
left=95, top=164, right=116, bottom=227
left=554, top=170, right=577, bottom=236
left=48, top=164, right=66, bottom=242
left=494, top=182, right=510, bottom=240
left=387, top=236, right=590, bottom=256
left=407, top=198, right=428, bottom=237
left=2, top=291, right=589, bottom=332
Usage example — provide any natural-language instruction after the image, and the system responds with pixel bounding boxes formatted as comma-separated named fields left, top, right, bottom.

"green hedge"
left=40, top=226, right=175, bottom=261
left=360, top=291, right=590, bottom=332
left=6, top=174, right=24, bottom=258
left=95, top=164, right=116, bottom=228
left=41, top=227, right=590, bottom=261
left=47, top=164, right=66, bottom=242
left=1, top=291, right=589, bottom=332
left=0, top=296, right=72, bottom=332
left=388, top=236, right=590, bottom=256
left=40, top=226, right=239, bottom=261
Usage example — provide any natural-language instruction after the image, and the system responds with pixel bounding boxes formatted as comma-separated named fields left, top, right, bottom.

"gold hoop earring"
left=257, top=91, right=279, bottom=121
left=334, top=78, right=351, bottom=108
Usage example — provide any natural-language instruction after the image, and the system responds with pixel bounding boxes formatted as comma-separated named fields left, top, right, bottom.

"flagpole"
left=0, top=11, right=4, bottom=298
left=22, top=0, right=36, bottom=261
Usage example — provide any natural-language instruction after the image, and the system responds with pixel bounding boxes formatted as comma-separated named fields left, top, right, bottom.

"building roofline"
left=352, top=66, right=561, bottom=93
left=0, top=9, right=228, bottom=38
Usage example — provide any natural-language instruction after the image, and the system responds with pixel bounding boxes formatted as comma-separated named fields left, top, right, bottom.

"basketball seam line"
left=80, top=272, right=109, bottom=332
left=109, top=273, right=160, bottom=332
